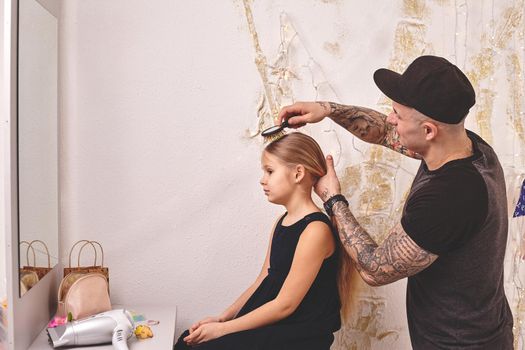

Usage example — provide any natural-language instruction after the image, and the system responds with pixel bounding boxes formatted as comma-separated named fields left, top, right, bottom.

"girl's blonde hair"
left=264, top=132, right=360, bottom=321
left=264, top=132, right=327, bottom=182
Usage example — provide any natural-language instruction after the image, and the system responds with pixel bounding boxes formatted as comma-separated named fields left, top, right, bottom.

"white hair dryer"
left=47, top=309, right=134, bottom=350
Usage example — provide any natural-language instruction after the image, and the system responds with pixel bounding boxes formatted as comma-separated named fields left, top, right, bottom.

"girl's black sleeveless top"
left=237, top=211, right=341, bottom=333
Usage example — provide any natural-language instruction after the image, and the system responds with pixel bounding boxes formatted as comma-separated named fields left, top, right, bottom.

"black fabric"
left=400, top=150, right=488, bottom=255
left=402, top=130, right=513, bottom=349
left=174, top=212, right=341, bottom=350
left=373, top=55, right=476, bottom=124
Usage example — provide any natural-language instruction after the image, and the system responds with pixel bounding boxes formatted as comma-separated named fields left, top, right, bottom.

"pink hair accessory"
left=47, top=316, right=67, bottom=328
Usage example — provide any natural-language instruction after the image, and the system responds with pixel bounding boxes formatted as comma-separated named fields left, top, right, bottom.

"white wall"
left=58, top=1, right=525, bottom=349
left=59, top=0, right=279, bottom=342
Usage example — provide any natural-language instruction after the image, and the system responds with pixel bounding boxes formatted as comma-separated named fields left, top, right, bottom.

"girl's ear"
left=295, top=164, right=306, bottom=183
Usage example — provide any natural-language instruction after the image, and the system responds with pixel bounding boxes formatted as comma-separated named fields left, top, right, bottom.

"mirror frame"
left=4, top=0, right=61, bottom=348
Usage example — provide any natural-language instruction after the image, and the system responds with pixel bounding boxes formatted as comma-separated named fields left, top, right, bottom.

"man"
left=277, top=55, right=513, bottom=349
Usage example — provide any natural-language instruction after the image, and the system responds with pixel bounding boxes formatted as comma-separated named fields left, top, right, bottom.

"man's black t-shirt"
left=401, top=130, right=513, bottom=349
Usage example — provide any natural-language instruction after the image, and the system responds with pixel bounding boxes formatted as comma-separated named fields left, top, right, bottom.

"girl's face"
left=260, top=151, right=296, bottom=205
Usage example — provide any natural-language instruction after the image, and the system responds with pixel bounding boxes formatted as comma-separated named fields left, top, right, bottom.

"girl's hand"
left=184, top=322, right=226, bottom=345
left=189, top=316, right=222, bottom=334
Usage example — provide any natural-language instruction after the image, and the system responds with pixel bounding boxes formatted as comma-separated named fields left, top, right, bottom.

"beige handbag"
left=19, top=241, right=40, bottom=294
left=57, top=240, right=111, bottom=320
left=21, top=240, right=53, bottom=279
left=63, top=240, right=109, bottom=282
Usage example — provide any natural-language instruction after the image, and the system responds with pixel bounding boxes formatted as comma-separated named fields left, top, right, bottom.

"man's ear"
left=295, top=164, right=306, bottom=183
left=423, top=121, right=438, bottom=141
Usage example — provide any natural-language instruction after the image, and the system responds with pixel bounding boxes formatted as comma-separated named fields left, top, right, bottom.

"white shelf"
left=28, top=305, right=176, bottom=350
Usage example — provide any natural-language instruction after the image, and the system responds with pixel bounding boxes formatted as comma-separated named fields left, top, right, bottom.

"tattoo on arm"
left=332, top=201, right=438, bottom=286
left=325, top=102, right=386, bottom=144
left=315, top=102, right=421, bottom=159
left=320, top=188, right=331, bottom=202
left=319, top=101, right=330, bottom=115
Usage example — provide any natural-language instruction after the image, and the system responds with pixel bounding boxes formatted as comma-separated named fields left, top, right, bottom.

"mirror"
left=17, top=0, right=59, bottom=296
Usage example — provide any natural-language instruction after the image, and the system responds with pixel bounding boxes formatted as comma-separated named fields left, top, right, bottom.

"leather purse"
left=57, top=271, right=111, bottom=320
left=19, top=241, right=39, bottom=290
left=20, top=240, right=50, bottom=294
left=21, top=240, right=53, bottom=279
left=63, top=240, right=109, bottom=283
left=57, top=240, right=111, bottom=320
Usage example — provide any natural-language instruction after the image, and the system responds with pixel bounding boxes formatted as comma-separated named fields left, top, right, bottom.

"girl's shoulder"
left=278, top=211, right=331, bottom=228
left=299, top=217, right=337, bottom=259
left=302, top=211, right=331, bottom=226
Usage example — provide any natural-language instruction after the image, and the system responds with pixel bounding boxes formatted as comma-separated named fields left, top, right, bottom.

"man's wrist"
left=323, top=194, right=348, bottom=216
left=315, top=101, right=332, bottom=118
left=319, top=188, right=340, bottom=202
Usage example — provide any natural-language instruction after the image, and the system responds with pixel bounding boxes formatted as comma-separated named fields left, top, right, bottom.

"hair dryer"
left=47, top=309, right=134, bottom=350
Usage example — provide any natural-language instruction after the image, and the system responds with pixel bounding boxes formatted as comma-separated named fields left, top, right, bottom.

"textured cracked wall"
left=239, top=1, right=525, bottom=348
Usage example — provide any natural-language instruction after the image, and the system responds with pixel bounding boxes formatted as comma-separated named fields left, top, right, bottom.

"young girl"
left=174, top=133, right=355, bottom=350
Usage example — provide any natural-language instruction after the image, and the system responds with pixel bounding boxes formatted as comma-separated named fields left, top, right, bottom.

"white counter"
left=28, top=305, right=176, bottom=350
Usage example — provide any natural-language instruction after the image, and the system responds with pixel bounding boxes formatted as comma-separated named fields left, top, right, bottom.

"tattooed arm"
left=332, top=201, right=438, bottom=286
left=277, top=101, right=421, bottom=159
left=321, top=102, right=421, bottom=159
left=315, top=156, right=437, bottom=286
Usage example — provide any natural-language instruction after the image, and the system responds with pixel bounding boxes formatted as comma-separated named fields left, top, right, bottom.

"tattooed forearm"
left=316, top=101, right=421, bottom=159
left=332, top=201, right=437, bottom=286
left=324, top=102, right=387, bottom=144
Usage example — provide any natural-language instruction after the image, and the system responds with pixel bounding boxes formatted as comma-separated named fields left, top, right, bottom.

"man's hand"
left=277, top=101, right=331, bottom=127
left=184, top=322, right=226, bottom=345
left=314, top=155, right=342, bottom=202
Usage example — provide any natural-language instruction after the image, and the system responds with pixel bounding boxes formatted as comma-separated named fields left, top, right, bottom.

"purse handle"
left=80, top=240, right=105, bottom=267
left=27, top=240, right=51, bottom=268
left=68, top=240, right=105, bottom=268
left=68, top=240, right=96, bottom=268
left=20, top=240, right=36, bottom=266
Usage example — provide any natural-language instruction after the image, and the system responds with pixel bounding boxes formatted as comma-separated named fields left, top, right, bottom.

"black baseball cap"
left=373, top=55, right=475, bottom=124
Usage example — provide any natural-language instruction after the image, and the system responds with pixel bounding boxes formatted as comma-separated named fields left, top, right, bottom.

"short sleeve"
left=401, top=166, right=488, bottom=255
